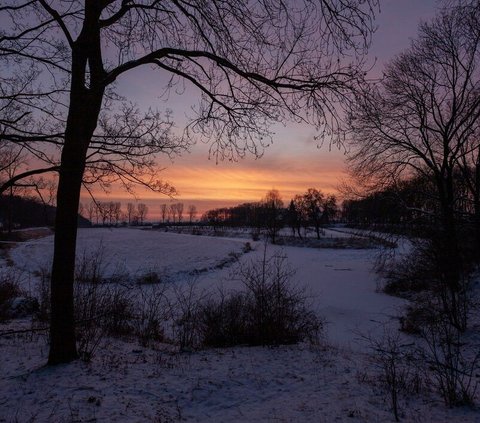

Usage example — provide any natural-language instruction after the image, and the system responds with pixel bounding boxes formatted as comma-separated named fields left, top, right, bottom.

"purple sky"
left=87, top=0, right=440, bottom=217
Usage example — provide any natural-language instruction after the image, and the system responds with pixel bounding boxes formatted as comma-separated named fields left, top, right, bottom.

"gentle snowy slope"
left=1, top=228, right=477, bottom=422
left=10, top=228, right=248, bottom=280
left=11, top=228, right=403, bottom=347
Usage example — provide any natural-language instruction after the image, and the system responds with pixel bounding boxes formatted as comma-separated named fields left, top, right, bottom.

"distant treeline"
left=343, top=172, right=480, bottom=236
left=0, top=194, right=89, bottom=231
left=201, top=188, right=338, bottom=242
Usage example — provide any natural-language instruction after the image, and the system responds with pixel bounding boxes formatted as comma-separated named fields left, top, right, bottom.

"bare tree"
left=126, top=203, right=136, bottom=225
left=160, top=203, right=168, bottom=223
left=112, top=202, right=122, bottom=225
left=1, top=0, right=378, bottom=363
left=188, top=204, right=197, bottom=223
left=169, top=203, right=178, bottom=224
left=263, top=189, right=284, bottom=244
left=286, top=199, right=300, bottom=238
left=86, top=201, right=97, bottom=225
left=322, top=194, right=338, bottom=224
left=176, top=203, right=184, bottom=223
left=294, top=195, right=309, bottom=238
left=302, top=188, right=325, bottom=239
left=0, top=146, right=32, bottom=232
left=348, top=1, right=480, bottom=330
left=96, top=202, right=108, bottom=226
left=137, top=203, right=148, bottom=225
left=78, top=202, right=85, bottom=219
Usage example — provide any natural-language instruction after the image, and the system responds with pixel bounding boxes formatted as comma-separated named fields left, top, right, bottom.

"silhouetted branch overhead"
left=348, top=1, right=480, bottom=188
left=1, top=0, right=379, bottom=364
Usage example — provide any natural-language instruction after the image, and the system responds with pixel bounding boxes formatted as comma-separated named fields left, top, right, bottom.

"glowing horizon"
left=79, top=0, right=438, bottom=221
left=82, top=146, right=348, bottom=218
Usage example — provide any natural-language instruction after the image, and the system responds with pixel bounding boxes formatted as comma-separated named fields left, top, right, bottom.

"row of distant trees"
left=202, top=188, right=338, bottom=243
left=343, top=165, right=480, bottom=240
left=79, top=201, right=149, bottom=226
left=78, top=201, right=198, bottom=226
left=159, top=203, right=197, bottom=224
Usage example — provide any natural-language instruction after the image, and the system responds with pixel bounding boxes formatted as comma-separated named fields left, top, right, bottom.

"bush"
left=381, top=240, right=434, bottom=297
left=102, top=285, right=136, bottom=337
left=192, top=251, right=322, bottom=348
left=75, top=247, right=107, bottom=285
left=199, top=292, right=250, bottom=347
left=34, top=248, right=137, bottom=360
left=398, top=292, right=445, bottom=335
left=363, top=329, right=422, bottom=422
left=382, top=238, right=473, bottom=332
left=74, top=281, right=108, bottom=361
left=33, top=247, right=174, bottom=358
left=419, top=318, right=480, bottom=406
left=134, top=283, right=171, bottom=347
left=136, top=271, right=161, bottom=285
left=172, top=280, right=205, bottom=351
left=75, top=282, right=137, bottom=361
left=0, top=270, right=22, bottom=322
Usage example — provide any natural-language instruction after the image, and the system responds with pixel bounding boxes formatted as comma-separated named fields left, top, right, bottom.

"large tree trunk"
left=48, top=100, right=104, bottom=363
left=48, top=94, right=103, bottom=363
left=48, top=2, right=105, bottom=364
left=436, top=172, right=465, bottom=331
left=474, top=158, right=480, bottom=256
left=48, top=142, right=85, bottom=364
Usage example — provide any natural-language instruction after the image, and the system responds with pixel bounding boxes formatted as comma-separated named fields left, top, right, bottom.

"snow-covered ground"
left=8, top=228, right=402, bottom=347
left=10, top=228, right=247, bottom=279
left=1, top=228, right=478, bottom=422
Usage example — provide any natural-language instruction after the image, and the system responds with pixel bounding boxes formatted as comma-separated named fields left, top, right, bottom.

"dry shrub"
left=189, top=250, right=322, bottom=348
left=363, top=329, right=422, bottom=422
left=75, top=247, right=107, bottom=285
left=381, top=240, right=434, bottom=297
left=382, top=237, right=473, bottom=333
left=134, top=283, right=171, bottom=347
left=198, top=292, right=250, bottom=347
left=136, top=271, right=161, bottom=285
left=0, top=270, right=22, bottom=322
left=34, top=247, right=137, bottom=360
left=172, top=280, right=205, bottom=351
left=74, top=280, right=135, bottom=361
left=419, top=318, right=480, bottom=407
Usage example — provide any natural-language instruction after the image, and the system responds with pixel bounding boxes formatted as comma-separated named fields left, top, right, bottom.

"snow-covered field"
left=1, top=228, right=478, bottom=422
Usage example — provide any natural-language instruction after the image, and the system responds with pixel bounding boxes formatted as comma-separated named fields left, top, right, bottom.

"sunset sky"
left=83, top=0, right=438, bottom=218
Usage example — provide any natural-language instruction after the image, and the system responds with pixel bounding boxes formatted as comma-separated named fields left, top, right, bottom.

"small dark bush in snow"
left=0, top=271, right=22, bottom=321
left=196, top=251, right=322, bottom=348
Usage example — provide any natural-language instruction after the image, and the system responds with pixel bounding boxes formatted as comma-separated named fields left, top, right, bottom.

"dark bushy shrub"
left=196, top=252, right=322, bottom=348
left=0, top=271, right=22, bottom=322
left=382, top=240, right=434, bottom=297
left=134, top=283, right=171, bottom=347
left=382, top=237, right=473, bottom=333
left=199, top=293, right=250, bottom=347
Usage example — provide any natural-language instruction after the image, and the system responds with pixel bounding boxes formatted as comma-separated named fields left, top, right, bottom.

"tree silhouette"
left=176, top=203, right=184, bottom=223
left=348, top=1, right=480, bottom=330
left=1, top=0, right=378, bottom=364
left=160, top=204, right=168, bottom=223
left=263, top=189, right=284, bottom=244
left=137, top=203, right=149, bottom=225
left=188, top=205, right=197, bottom=223
left=302, top=188, right=325, bottom=239
left=126, top=203, right=136, bottom=225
